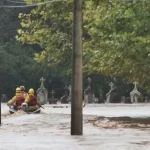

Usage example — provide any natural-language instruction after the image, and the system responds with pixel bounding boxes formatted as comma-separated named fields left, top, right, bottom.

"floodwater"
left=1, top=103, right=150, bottom=150
left=91, top=116, right=150, bottom=128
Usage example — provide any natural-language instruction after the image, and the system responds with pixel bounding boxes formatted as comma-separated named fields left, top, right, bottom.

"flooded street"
left=1, top=103, right=150, bottom=150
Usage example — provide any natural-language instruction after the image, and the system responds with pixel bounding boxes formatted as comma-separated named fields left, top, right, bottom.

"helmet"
left=28, top=88, right=34, bottom=94
left=20, top=86, right=25, bottom=91
left=16, top=87, right=21, bottom=93
left=21, top=102, right=28, bottom=111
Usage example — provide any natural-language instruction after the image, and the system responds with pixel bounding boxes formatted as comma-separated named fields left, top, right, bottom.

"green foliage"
left=17, top=0, right=150, bottom=87
left=84, top=0, right=150, bottom=85
left=0, top=41, right=49, bottom=96
left=0, top=1, right=49, bottom=97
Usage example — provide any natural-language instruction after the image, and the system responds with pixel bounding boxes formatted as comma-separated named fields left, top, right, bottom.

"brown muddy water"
left=87, top=116, right=150, bottom=129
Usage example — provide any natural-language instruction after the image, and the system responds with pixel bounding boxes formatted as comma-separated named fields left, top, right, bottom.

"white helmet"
left=21, top=102, right=28, bottom=110
left=20, top=86, right=25, bottom=91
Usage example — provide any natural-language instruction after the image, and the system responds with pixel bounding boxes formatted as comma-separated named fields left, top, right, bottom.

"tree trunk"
left=71, top=0, right=83, bottom=135
left=0, top=74, right=2, bottom=125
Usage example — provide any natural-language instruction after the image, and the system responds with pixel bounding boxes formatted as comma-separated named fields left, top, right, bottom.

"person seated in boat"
left=21, top=88, right=41, bottom=112
left=20, top=85, right=28, bottom=98
left=7, top=87, right=26, bottom=110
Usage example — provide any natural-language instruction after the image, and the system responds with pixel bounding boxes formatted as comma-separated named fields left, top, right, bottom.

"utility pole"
left=0, top=76, right=1, bottom=126
left=0, top=73, right=2, bottom=126
left=71, top=0, right=83, bottom=135
left=0, top=95, right=2, bottom=126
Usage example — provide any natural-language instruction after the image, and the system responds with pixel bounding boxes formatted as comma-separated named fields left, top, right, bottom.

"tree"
left=17, top=0, right=150, bottom=85
left=0, top=1, right=49, bottom=97
left=84, top=0, right=150, bottom=85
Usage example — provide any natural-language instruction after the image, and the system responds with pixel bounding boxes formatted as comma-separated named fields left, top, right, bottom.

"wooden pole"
left=71, top=0, right=83, bottom=135
left=0, top=75, right=1, bottom=126
left=0, top=94, right=1, bottom=126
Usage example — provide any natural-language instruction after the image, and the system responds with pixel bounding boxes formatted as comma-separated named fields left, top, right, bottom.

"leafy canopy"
left=17, top=0, right=150, bottom=85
